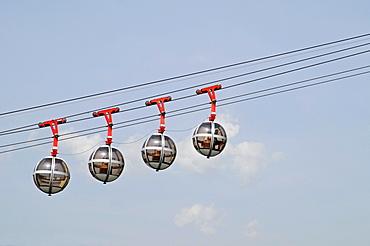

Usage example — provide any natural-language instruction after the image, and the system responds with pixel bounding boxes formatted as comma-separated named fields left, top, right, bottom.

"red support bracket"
left=196, top=84, right=222, bottom=121
left=38, top=118, right=67, bottom=156
left=145, top=96, right=172, bottom=133
left=93, top=107, right=120, bottom=145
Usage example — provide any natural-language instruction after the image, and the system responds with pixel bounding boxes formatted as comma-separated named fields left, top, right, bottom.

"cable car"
left=192, top=120, right=227, bottom=158
left=34, top=118, right=70, bottom=196
left=141, top=132, right=177, bottom=171
left=88, top=144, right=124, bottom=184
left=88, top=108, right=125, bottom=184
left=193, top=85, right=227, bottom=158
left=142, top=96, right=177, bottom=171
left=33, top=156, right=70, bottom=196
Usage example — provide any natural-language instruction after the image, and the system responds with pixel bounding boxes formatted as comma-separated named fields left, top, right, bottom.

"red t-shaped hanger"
left=38, top=118, right=67, bottom=156
left=93, top=107, right=120, bottom=145
left=196, top=84, right=222, bottom=121
left=145, top=96, right=172, bottom=133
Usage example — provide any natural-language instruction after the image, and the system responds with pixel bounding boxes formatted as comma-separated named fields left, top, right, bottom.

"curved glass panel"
left=212, top=138, right=226, bottom=151
left=88, top=163, right=95, bottom=176
left=35, top=173, right=51, bottom=187
left=214, top=123, right=226, bottom=137
left=147, top=135, right=162, bottom=147
left=54, top=158, right=68, bottom=173
left=52, top=174, right=69, bottom=188
left=93, top=162, right=109, bottom=174
left=110, top=162, right=123, bottom=176
left=146, top=149, right=162, bottom=162
left=93, top=147, right=109, bottom=160
left=197, top=122, right=212, bottom=134
left=163, top=150, right=176, bottom=164
left=111, top=148, right=124, bottom=163
left=37, top=158, right=52, bottom=171
left=195, top=136, right=212, bottom=149
left=141, top=150, right=148, bottom=163
left=164, top=136, right=176, bottom=150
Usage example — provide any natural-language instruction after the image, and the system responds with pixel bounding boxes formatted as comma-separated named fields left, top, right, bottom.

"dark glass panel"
left=196, top=136, right=211, bottom=149
left=52, top=174, right=69, bottom=188
left=141, top=150, right=148, bottom=163
left=110, top=162, right=123, bottom=176
left=36, top=173, right=51, bottom=186
left=147, top=135, right=162, bottom=147
left=93, top=147, right=109, bottom=159
left=163, top=150, right=175, bottom=164
left=164, top=136, right=176, bottom=151
left=111, top=148, right=124, bottom=162
left=54, top=158, right=68, bottom=173
left=197, top=122, right=212, bottom=134
left=93, top=162, right=109, bottom=174
left=37, top=158, right=52, bottom=171
left=214, top=123, right=226, bottom=137
left=146, top=149, right=162, bottom=162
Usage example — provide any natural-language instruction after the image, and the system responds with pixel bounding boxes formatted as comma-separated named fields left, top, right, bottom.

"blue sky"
left=1, top=1, right=370, bottom=245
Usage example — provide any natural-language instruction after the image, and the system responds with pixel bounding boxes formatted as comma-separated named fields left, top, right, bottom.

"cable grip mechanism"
left=38, top=118, right=67, bottom=156
left=92, top=107, right=120, bottom=145
left=196, top=84, right=222, bottom=121
left=145, top=96, right=172, bottom=133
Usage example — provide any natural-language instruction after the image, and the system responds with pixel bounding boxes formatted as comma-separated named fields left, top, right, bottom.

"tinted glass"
left=36, top=173, right=51, bottom=186
left=93, top=147, right=109, bottom=159
left=93, top=162, right=109, bottom=174
left=163, top=150, right=176, bottom=164
left=141, top=150, right=148, bottom=163
left=112, top=148, right=124, bottom=162
left=164, top=136, right=176, bottom=150
left=54, top=159, right=68, bottom=173
left=214, top=123, right=226, bottom=137
left=52, top=174, right=69, bottom=188
left=197, top=122, right=211, bottom=134
left=195, top=136, right=211, bottom=149
left=147, top=135, right=162, bottom=147
left=37, top=158, right=52, bottom=171
left=212, top=138, right=226, bottom=151
left=110, top=162, right=123, bottom=176
left=146, top=149, right=162, bottom=162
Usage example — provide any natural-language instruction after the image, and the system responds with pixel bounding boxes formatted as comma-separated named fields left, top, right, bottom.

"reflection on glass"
left=112, top=148, right=124, bottom=162
left=147, top=135, right=162, bottom=147
left=197, top=122, right=211, bottom=134
left=38, top=158, right=52, bottom=171
left=94, top=147, right=109, bottom=159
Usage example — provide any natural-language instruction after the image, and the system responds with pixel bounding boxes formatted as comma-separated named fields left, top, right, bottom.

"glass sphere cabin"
left=192, top=121, right=227, bottom=158
left=33, top=156, right=70, bottom=196
left=141, top=133, right=177, bottom=171
left=88, top=145, right=125, bottom=184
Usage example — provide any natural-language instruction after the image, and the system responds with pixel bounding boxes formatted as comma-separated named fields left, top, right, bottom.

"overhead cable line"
left=1, top=45, right=369, bottom=138
left=2, top=41, right=370, bottom=137
left=218, top=70, right=370, bottom=107
left=1, top=66, right=368, bottom=153
left=1, top=33, right=369, bottom=119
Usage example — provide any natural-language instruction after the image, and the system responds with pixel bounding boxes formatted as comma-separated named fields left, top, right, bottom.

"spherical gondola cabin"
left=192, top=121, right=227, bottom=158
left=33, top=156, right=70, bottom=196
left=88, top=145, right=124, bottom=184
left=141, top=133, right=177, bottom=171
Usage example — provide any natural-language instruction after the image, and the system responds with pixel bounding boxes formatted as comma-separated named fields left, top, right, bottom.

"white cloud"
left=225, top=141, right=265, bottom=185
left=174, top=203, right=226, bottom=234
left=58, top=128, right=104, bottom=176
left=175, top=113, right=281, bottom=185
left=242, top=219, right=259, bottom=239
left=176, top=113, right=240, bottom=173
left=216, top=113, right=240, bottom=139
